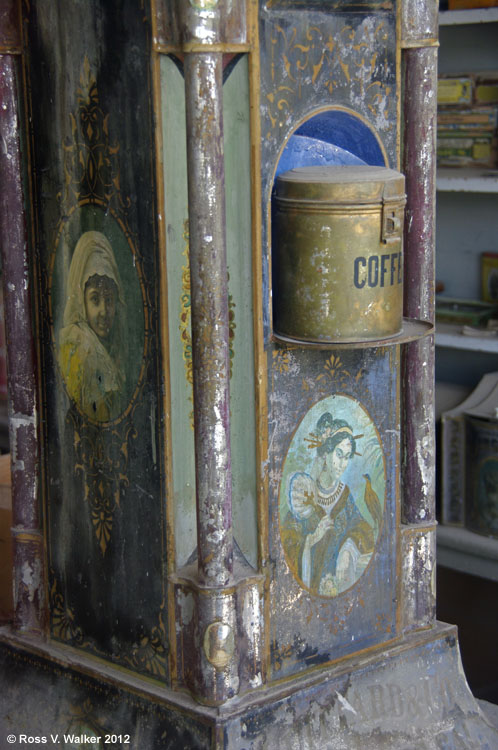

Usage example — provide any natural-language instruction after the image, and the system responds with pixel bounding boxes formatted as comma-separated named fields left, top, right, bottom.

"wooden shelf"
left=436, top=321, right=498, bottom=352
left=439, top=7, right=498, bottom=25
left=437, top=524, right=498, bottom=582
left=436, top=167, right=498, bottom=193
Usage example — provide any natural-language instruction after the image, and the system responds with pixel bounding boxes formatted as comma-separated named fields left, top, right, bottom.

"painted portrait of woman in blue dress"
left=279, top=395, right=385, bottom=597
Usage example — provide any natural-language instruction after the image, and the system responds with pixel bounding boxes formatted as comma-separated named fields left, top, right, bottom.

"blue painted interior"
left=275, top=109, right=385, bottom=178
left=275, top=135, right=365, bottom=177
left=268, top=108, right=386, bottom=343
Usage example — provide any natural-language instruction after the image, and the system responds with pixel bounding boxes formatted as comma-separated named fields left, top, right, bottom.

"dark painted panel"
left=24, top=1, right=167, bottom=679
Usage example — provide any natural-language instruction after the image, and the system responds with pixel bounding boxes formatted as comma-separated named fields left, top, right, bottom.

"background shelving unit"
left=437, top=525, right=498, bottom=581
left=436, top=166, right=498, bottom=192
left=436, top=7, right=498, bottom=388
left=436, top=323, right=498, bottom=354
left=439, top=6, right=498, bottom=25
left=436, top=6, right=498, bottom=704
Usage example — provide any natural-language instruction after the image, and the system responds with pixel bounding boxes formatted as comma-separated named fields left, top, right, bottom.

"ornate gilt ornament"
left=58, top=57, right=128, bottom=211
left=69, top=410, right=136, bottom=556
left=266, top=20, right=391, bottom=138
left=124, top=602, right=168, bottom=678
left=203, top=621, right=235, bottom=670
left=45, top=58, right=166, bottom=678
left=50, top=575, right=84, bottom=646
left=180, top=220, right=194, bottom=428
left=50, top=572, right=168, bottom=677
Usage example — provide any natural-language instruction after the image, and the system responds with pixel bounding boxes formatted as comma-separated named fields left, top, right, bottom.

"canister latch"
left=382, top=201, right=404, bottom=244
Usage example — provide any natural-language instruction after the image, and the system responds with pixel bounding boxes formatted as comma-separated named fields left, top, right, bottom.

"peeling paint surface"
left=402, top=0, right=439, bottom=43
left=185, top=49, right=234, bottom=587
left=401, top=526, right=436, bottom=630
left=223, top=624, right=498, bottom=748
left=0, top=35, right=43, bottom=634
left=2, top=623, right=496, bottom=748
left=154, top=0, right=247, bottom=46
left=269, top=346, right=400, bottom=680
left=20, top=559, right=43, bottom=604
left=401, top=46, right=437, bottom=536
left=173, top=563, right=263, bottom=704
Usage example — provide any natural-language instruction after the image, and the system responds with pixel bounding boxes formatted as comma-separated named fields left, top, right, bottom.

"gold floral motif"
left=69, top=698, right=95, bottom=721
left=70, top=409, right=136, bottom=555
left=272, top=348, right=294, bottom=374
left=271, top=633, right=323, bottom=672
left=272, top=640, right=294, bottom=672
left=50, top=576, right=84, bottom=645
left=315, top=354, right=364, bottom=392
left=375, top=611, right=393, bottom=634
left=266, top=21, right=391, bottom=137
left=125, top=603, right=168, bottom=678
left=51, top=570, right=168, bottom=679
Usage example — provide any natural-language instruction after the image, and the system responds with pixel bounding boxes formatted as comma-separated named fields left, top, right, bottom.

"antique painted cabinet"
left=0, top=0, right=497, bottom=747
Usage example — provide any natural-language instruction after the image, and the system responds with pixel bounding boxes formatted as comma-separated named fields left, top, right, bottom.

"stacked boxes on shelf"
left=437, top=72, right=498, bottom=167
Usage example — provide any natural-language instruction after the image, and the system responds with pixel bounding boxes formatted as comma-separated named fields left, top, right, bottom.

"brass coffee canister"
left=273, top=165, right=406, bottom=343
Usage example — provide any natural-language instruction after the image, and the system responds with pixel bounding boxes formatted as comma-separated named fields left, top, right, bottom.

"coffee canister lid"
left=275, top=165, right=406, bottom=204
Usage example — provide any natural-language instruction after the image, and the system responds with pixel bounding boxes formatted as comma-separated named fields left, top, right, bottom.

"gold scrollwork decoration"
left=271, top=633, right=323, bottom=673
left=58, top=55, right=130, bottom=212
left=266, top=21, right=392, bottom=137
left=180, top=220, right=194, bottom=430
left=51, top=571, right=168, bottom=679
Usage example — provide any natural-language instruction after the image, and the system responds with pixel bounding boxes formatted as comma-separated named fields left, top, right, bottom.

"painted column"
left=0, top=1, right=45, bottom=635
left=181, top=2, right=233, bottom=587
left=170, top=1, right=263, bottom=707
left=400, top=0, right=439, bottom=630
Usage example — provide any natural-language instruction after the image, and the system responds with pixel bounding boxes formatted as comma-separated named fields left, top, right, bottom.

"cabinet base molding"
left=1, top=622, right=497, bottom=749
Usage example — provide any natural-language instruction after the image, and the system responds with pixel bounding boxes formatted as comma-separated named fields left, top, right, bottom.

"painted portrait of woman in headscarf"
left=58, top=231, right=127, bottom=422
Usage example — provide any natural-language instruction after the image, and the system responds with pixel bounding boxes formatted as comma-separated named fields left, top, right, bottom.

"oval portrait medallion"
left=51, top=206, right=145, bottom=423
left=279, top=394, right=385, bottom=597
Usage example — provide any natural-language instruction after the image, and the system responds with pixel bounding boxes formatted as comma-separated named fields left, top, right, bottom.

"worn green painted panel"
left=224, top=55, right=258, bottom=569
left=161, top=55, right=258, bottom=568
left=161, top=55, right=197, bottom=568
